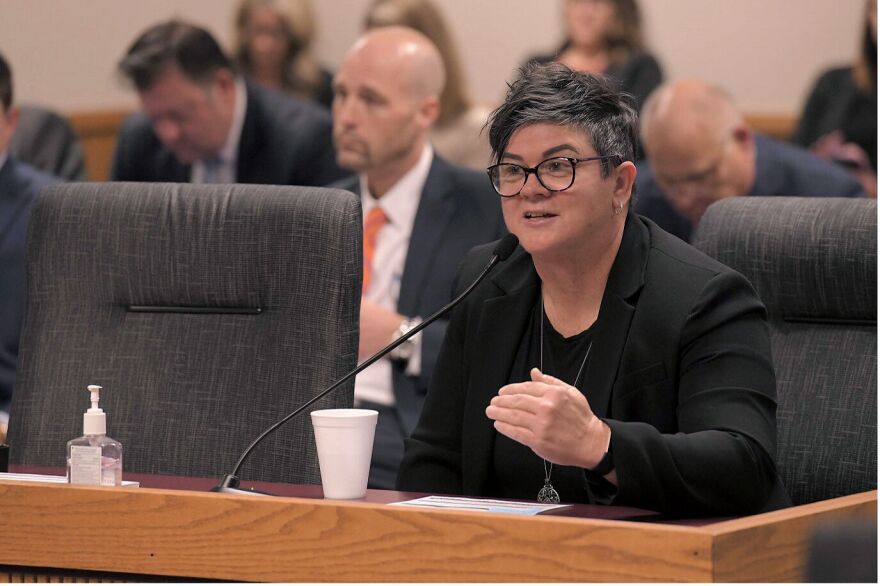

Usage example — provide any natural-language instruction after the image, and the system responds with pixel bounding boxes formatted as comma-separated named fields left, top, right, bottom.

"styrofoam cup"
left=310, top=408, right=378, bottom=499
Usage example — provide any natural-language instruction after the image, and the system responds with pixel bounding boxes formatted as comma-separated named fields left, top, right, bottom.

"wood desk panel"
left=709, top=492, right=876, bottom=582
left=0, top=480, right=874, bottom=582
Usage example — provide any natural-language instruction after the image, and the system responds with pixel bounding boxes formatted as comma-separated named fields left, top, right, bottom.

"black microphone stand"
left=211, top=235, right=518, bottom=495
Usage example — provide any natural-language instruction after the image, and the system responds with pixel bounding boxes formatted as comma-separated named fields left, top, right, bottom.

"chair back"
left=693, top=197, right=877, bottom=505
left=8, top=182, right=361, bottom=485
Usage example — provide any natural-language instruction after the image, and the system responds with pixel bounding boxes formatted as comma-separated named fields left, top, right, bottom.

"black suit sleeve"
left=609, top=270, right=779, bottom=516
left=396, top=252, right=485, bottom=493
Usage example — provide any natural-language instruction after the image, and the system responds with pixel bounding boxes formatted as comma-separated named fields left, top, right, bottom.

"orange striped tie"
left=362, top=206, right=388, bottom=292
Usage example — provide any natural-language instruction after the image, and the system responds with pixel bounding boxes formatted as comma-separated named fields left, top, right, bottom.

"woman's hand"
left=486, top=367, right=610, bottom=469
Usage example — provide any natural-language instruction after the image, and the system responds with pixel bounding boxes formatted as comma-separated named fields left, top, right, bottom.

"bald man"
left=330, top=27, right=505, bottom=488
left=634, top=80, right=865, bottom=242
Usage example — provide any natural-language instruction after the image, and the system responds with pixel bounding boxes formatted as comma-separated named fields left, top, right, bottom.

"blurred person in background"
left=635, top=80, right=865, bottom=242
left=331, top=27, right=505, bottom=488
left=526, top=0, right=662, bottom=115
left=9, top=105, right=86, bottom=181
left=0, top=52, right=59, bottom=441
left=112, top=20, right=345, bottom=186
left=364, top=0, right=493, bottom=171
left=233, top=0, right=334, bottom=108
left=791, top=0, right=876, bottom=198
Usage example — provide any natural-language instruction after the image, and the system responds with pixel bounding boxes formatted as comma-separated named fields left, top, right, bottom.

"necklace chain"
left=537, top=289, right=592, bottom=503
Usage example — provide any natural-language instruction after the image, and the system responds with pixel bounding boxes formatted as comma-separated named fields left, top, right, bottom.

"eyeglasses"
left=657, top=139, right=731, bottom=196
left=486, top=156, right=621, bottom=197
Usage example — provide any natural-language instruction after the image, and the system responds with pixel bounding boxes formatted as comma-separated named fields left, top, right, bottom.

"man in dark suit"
left=111, top=20, right=346, bottom=187
left=634, top=80, right=865, bottom=242
left=0, top=53, right=58, bottom=438
left=332, top=27, right=505, bottom=488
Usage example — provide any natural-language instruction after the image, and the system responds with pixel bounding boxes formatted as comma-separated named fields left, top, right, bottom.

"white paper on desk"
left=390, top=495, right=570, bottom=515
left=0, top=472, right=139, bottom=487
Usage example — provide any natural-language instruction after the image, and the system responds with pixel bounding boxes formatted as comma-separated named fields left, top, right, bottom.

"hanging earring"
left=612, top=201, right=624, bottom=216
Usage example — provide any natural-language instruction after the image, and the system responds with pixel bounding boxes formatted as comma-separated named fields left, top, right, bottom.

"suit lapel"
left=397, top=156, right=456, bottom=315
left=583, top=214, right=648, bottom=418
left=462, top=250, right=539, bottom=494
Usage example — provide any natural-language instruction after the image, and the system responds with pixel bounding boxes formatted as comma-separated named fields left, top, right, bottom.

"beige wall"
left=0, top=0, right=866, bottom=115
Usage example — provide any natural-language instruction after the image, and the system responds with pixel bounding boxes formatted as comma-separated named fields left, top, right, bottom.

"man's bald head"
left=345, top=26, right=445, bottom=101
left=332, top=26, right=445, bottom=195
left=639, top=80, right=757, bottom=225
left=641, top=80, right=742, bottom=150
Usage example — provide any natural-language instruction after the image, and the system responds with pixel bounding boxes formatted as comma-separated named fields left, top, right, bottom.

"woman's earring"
left=612, top=202, right=624, bottom=216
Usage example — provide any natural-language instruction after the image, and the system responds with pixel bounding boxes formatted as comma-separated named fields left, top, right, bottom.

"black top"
left=399, top=214, right=792, bottom=517
left=791, top=66, right=877, bottom=171
left=524, top=49, right=663, bottom=113
left=489, top=299, right=596, bottom=502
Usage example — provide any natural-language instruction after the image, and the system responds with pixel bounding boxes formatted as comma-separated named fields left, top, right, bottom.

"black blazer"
left=334, top=154, right=505, bottom=434
left=111, top=82, right=348, bottom=187
left=398, top=213, right=791, bottom=517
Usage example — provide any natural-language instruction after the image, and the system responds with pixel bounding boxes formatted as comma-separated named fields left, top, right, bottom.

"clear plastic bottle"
left=67, top=385, right=123, bottom=486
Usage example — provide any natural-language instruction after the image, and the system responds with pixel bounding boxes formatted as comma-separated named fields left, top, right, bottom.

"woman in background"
left=528, top=0, right=661, bottom=114
left=233, top=0, right=334, bottom=108
left=364, top=0, right=493, bottom=170
left=791, top=0, right=876, bottom=198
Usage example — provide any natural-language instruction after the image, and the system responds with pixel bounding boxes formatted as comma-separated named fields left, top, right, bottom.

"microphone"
left=212, top=233, right=519, bottom=494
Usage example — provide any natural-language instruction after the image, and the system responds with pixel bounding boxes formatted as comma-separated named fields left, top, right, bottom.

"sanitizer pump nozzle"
left=83, top=385, right=106, bottom=436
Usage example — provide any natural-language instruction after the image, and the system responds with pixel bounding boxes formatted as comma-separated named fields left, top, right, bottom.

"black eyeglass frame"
left=486, top=155, right=622, bottom=197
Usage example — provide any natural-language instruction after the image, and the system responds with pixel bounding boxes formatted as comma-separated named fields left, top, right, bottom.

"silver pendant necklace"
left=537, top=291, right=592, bottom=504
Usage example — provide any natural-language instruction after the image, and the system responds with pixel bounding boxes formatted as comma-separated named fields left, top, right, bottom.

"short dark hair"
left=119, top=20, right=235, bottom=91
left=0, top=52, right=12, bottom=110
left=487, top=63, right=638, bottom=178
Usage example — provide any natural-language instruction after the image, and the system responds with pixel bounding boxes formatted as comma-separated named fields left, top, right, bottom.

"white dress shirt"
left=190, top=80, right=247, bottom=184
left=355, top=144, right=433, bottom=406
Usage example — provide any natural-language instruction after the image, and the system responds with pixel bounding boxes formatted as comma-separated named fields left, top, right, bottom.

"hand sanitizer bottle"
left=67, top=385, right=123, bottom=486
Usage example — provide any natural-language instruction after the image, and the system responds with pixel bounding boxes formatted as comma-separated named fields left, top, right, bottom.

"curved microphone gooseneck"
left=212, top=233, right=519, bottom=494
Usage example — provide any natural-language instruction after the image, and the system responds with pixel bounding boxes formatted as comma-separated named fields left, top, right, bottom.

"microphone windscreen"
left=493, top=233, right=520, bottom=261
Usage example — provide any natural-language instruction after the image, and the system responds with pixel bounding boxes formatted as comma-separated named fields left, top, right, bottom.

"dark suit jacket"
left=0, top=157, right=57, bottom=412
left=111, top=82, right=348, bottom=187
left=634, top=133, right=866, bottom=242
left=10, top=105, right=86, bottom=181
left=398, top=213, right=791, bottom=517
left=335, top=154, right=506, bottom=434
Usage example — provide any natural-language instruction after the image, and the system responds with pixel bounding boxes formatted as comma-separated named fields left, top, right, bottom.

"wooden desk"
left=0, top=470, right=874, bottom=582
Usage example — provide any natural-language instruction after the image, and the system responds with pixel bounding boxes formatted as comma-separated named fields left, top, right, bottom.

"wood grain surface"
left=709, top=491, right=877, bottom=582
left=0, top=481, right=710, bottom=582
left=0, top=480, right=873, bottom=582
left=68, top=109, right=130, bottom=182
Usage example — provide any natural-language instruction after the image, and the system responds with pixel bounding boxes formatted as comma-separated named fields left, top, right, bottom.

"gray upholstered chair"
left=7, top=182, right=361, bottom=485
left=693, top=197, right=877, bottom=505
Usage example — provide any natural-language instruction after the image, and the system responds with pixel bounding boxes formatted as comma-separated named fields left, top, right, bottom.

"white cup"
left=310, top=408, right=378, bottom=499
